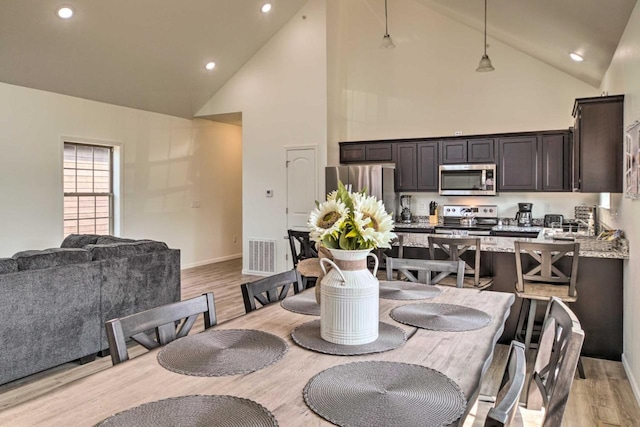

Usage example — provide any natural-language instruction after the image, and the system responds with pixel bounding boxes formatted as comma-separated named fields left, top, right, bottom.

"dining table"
left=0, top=285, right=515, bottom=426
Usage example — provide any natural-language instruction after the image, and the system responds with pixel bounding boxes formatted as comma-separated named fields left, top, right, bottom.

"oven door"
left=439, top=164, right=496, bottom=196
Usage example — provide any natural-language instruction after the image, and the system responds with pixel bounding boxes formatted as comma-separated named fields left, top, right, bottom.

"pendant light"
left=380, top=0, right=395, bottom=49
left=476, top=0, right=494, bottom=72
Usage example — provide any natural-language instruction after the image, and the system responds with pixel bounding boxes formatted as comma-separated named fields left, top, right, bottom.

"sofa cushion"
left=13, top=248, right=92, bottom=271
left=96, top=236, right=137, bottom=245
left=60, top=234, right=101, bottom=248
left=87, top=241, right=169, bottom=261
left=0, top=258, right=18, bottom=274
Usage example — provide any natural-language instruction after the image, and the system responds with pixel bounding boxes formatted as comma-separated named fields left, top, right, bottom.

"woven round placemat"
left=379, top=280, right=442, bottom=300
left=304, top=361, right=466, bottom=427
left=95, top=395, right=278, bottom=427
left=280, top=292, right=320, bottom=316
left=291, top=320, right=406, bottom=355
left=390, top=303, right=492, bottom=332
left=157, top=329, right=288, bottom=377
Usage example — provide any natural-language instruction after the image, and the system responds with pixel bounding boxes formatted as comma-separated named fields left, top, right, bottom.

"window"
left=63, top=142, right=113, bottom=237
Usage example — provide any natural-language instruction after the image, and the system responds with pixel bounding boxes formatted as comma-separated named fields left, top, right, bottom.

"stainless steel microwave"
left=439, top=164, right=496, bottom=196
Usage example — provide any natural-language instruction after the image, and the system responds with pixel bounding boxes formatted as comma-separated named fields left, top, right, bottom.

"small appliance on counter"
left=543, top=214, right=564, bottom=228
left=515, top=203, right=533, bottom=227
left=435, top=205, right=499, bottom=236
left=400, top=195, right=413, bottom=223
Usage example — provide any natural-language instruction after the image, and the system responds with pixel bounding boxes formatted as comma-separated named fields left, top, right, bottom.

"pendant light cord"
left=385, top=0, right=389, bottom=36
left=483, top=0, right=487, bottom=55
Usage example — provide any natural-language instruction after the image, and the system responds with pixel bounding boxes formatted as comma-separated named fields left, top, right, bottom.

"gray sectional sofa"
left=0, top=235, right=181, bottom=385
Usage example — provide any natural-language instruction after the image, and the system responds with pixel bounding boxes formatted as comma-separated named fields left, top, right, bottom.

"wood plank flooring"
left=1, top=258, right=639, bottom=427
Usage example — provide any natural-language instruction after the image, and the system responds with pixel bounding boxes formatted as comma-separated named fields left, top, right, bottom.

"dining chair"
left=526, top=297, right=585, bottom=427
left=484, top=341, right=527, bottom=427
left=104, top=292, right=217, bottom=366
left=428, top=236, right=494, bottom=290
left=287, top=229, right=318, bottom=293
left=385, top=256, right=465, bottom=287
left=241, top=269, right=302, bottom=313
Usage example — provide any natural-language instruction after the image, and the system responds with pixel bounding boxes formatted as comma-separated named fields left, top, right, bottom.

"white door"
left=286, top=147, right=317, bottom=231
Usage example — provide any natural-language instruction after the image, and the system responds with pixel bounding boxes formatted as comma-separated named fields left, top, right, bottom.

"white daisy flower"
left=307, top=199, right=348, bottom=243
left=353, top=194, right=396, bottom=248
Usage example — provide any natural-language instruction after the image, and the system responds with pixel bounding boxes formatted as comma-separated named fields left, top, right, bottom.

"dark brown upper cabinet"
left=541, top=132, right=570, bottom=191
left=441, top=138, right=495, bottom=164
left=416, top=142, right=439, bottom=191
left=498, top=136, right=540, bottom=191
left=340, top=142, right=393, bottom=163
left=395, top=143, right=418, bottom=191
left=395, top=141, right=439, bottom=192
left=572, top=95, right=624, bottom=193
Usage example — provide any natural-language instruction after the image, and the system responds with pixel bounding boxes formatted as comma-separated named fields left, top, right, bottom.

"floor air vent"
left=248, top=239, right=276, bottom=274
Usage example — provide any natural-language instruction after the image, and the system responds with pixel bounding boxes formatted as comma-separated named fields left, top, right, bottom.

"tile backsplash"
left=400, top=192, right=599, bottom=220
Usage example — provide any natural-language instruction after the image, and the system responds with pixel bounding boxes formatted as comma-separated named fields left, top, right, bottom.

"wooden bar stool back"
left=514, top=241, right=580, bottom=351
left=385, top=256, right=465, bottom=286
left=428, top=236, right=493, bottom=290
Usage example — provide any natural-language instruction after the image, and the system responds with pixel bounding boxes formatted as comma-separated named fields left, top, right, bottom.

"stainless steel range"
left=435, top=204, right=499, bottom=236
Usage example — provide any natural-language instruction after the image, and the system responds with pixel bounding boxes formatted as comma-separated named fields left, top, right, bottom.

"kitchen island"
left=392, top=231, right=628, bottom=360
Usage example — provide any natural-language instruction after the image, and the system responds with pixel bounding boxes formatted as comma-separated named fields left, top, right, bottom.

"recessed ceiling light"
left=570, top=53, right=584, bottom=62
left=261, top=3, right=272, bottom=13
left=57, top=6, right=74, bottom=19
left=205, top=62, right=216, bottom=70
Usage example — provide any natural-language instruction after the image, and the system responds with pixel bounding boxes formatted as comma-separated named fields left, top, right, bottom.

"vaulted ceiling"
left=0, top=0, right=636, bottom=119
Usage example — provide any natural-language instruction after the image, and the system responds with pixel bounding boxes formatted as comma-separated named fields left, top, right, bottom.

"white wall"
left=196, top=0, right=328, bottom=274
left=327, top=0, right=599, bottom=166
left=599, top=2, right=640, bottom=404
left=0, top=82, right=242, bottom=268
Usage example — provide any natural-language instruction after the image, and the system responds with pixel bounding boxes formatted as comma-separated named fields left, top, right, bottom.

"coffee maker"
left=515, top=202, right=533, bottom=227
left=400, top=195, right=412, bottom=223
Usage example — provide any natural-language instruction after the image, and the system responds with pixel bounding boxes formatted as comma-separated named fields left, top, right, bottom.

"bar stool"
left=514, top=240, right=585, bottom=378
left=428, top=236, right=493, bottom=289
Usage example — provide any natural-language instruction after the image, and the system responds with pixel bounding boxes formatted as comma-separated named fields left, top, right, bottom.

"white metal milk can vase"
left=320, top=249, right=379, bottom=345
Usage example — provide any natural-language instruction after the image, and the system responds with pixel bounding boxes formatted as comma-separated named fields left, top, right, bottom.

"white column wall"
left=600, top=2, right=640, bottom=405
left=196, top=0, right=328, bottom=274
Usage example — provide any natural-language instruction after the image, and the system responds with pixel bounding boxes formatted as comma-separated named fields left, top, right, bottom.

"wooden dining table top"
left=0, top=286, right=515, bottom=427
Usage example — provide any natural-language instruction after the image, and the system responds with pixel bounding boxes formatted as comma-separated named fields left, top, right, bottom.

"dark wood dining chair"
left=428, top=236, right=494, bottom=290
left=385, top=256, right=465, bottom=287
left=526, top=297, right=585, bottom=427
left=287, top=229, right=318, bottom=293
left=105, top=292, right=217, bottom=365
left=241, top=269, right=302, bottom=313
left=484, top=341, right=527, bottom=427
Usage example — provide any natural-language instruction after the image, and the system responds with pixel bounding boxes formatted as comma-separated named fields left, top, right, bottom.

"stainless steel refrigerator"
left=325, top=164, right=396, bottom=216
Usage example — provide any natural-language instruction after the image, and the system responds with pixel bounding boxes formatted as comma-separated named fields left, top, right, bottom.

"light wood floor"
left=1, top=258, right=639, bottom=426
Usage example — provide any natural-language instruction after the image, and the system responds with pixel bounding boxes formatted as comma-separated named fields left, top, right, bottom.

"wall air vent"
left=247, top=239, right=276, bottom=274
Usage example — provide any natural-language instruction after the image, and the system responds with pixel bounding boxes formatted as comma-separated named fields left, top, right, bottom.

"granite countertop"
left=395, top=231, right=629, bottom=260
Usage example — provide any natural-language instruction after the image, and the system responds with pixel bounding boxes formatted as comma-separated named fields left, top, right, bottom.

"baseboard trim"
left=181, top=253, right=242, bottom=270
left=622, top=353, right=640, bottom=407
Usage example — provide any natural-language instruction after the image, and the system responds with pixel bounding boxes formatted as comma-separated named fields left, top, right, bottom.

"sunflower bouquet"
left=307, top=182, right=396, bottom=250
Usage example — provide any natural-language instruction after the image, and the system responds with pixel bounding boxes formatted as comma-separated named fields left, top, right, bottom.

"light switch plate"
left=266, top=190, right=273, bottom=197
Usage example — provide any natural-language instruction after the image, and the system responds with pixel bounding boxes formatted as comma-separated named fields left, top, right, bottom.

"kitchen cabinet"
left=541, top=132, right=570, bottom=191
left=441, top=138, right=494, bottom=164
left=395, top=141, right=439, bottom=192
left=498, top=136, right=540, bottom=191
left=340, top=142, right=393, bottom=163
left=396, top=143, right=417, bottom=191
left=416, top=142, right=439, bottom=191
left=572, top=95, right=624, bottom=193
